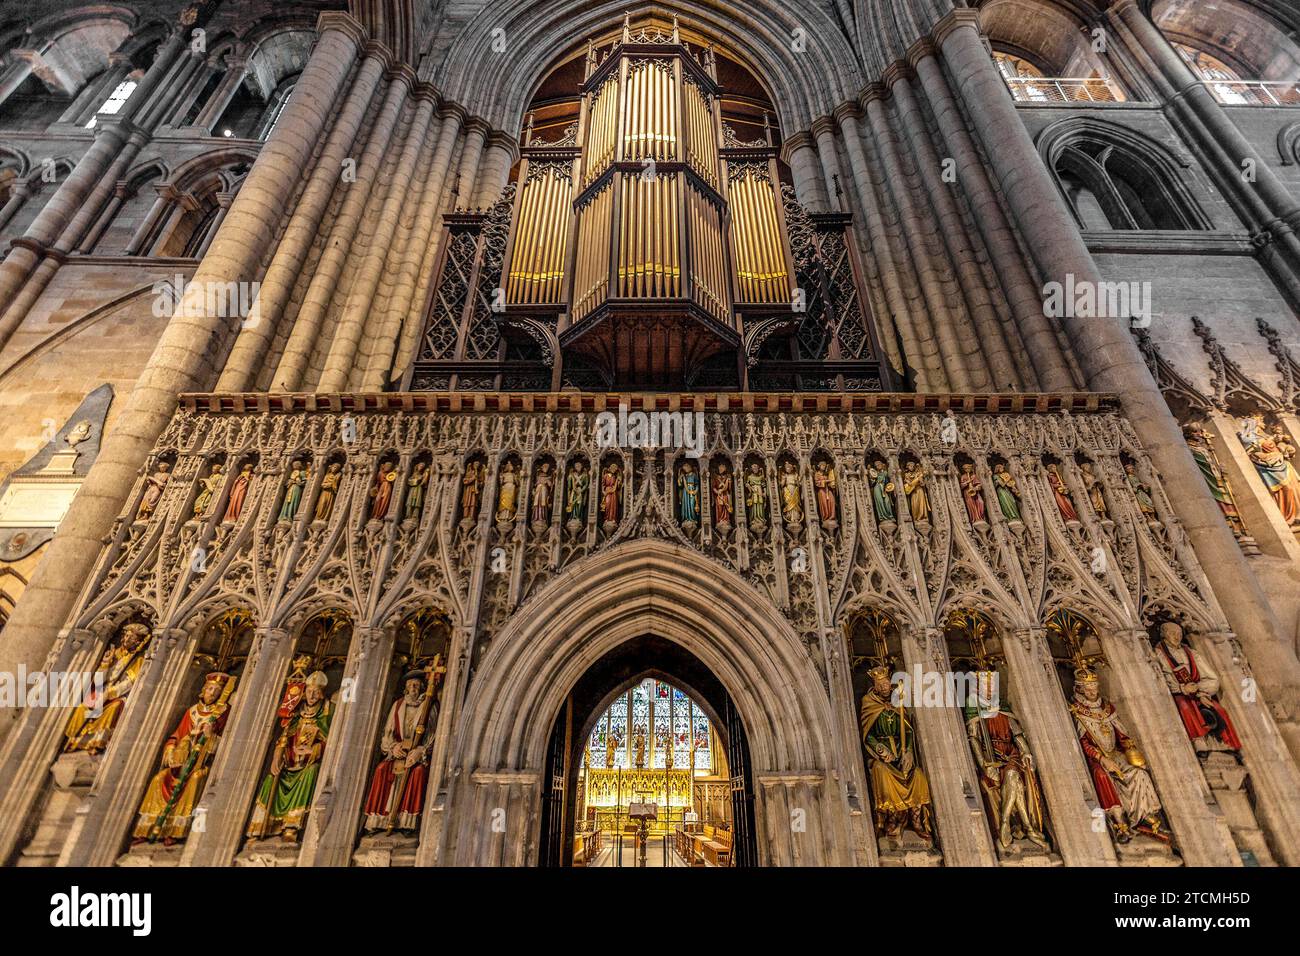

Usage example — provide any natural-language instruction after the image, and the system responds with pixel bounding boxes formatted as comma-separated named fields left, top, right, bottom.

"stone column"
left=833, top=104, right=938, bottom=388
left=0, top=56, right=34, bottom=108
left=0, top=13, right=368, bottom=746
left=319, top=89, right=437, bottom=392
left=933, top=8, right=1300, bottom=736
left=810, top=118, right=845, bottom=211
left=1004, top=627, right=1117, bottom=865
left=1113, top=0, right=1300, bottom=260
left=193, top=191, right=232, bottom=259
left=272, top=57, right=411, bottom=393
left=0, top=26, right=187, bottom=350
left=782, top=131, right=830, bottom=212
left=454, top=119, right=488, bottom=208
left=59, top=57, right=129, bottom=126
left=189, top=55, right=247, bottom=133
left=471, top=132, right=516, bottom=209
left=0, top=180, right=30, bottom=232
left=909, top=42, right=1073, bottom=391
left=217, top=48, right=389, bottom=392
left=888, top=68, right=1022, bottom=389
left=361, top=107, right=465, bottom=390
left=863, top=86, right=977, bottom=391
left=901, top=626, right=998, bottom=865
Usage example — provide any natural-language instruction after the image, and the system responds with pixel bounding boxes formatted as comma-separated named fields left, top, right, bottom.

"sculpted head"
left=1158, top=621, right=1184, bottom=649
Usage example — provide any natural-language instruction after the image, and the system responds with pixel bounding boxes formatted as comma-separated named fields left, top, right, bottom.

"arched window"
left=85, top=78, right=137, bottom=128
left=586, top=678, right=714, bottom=773
left=255, top=74, right=298, bottom=140
left=1053, top=137, right=1206, bottom=231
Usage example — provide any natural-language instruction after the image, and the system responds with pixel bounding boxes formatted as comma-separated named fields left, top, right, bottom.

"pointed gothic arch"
left=439, top=537, right=857, bottom=866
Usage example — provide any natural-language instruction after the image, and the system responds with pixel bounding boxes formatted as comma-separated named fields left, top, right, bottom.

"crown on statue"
left=1073, top=668, right=1099, bottom=685
left=866, top=664, right=892, bottom=681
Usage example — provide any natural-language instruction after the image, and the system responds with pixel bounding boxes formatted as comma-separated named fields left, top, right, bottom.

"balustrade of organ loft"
left=408, top=17, right=892, bottom=393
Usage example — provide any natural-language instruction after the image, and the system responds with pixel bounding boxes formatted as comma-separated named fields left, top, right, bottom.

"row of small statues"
left=135, top=459, right=428, bottom=527
left=133, top=451, right=1163, bottom=537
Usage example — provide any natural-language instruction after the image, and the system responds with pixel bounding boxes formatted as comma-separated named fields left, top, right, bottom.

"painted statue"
left=565, top=460, right=590, bottom=524
left=460, top=460, right=484, bottom=521
left=279, top=460, right=308, bottom=522
left=711, top=462, right=734, bottom=527
left=313, top=462, right=342, bottom=522
left=869, top=459, right=895, bottom=522
left=744, top=462, right=768, bottom=527
left=859, top=665, right=933, bottom=843
left=778, top=461, right=803, bottom=526
left=369, top=461, right=397, bottom=521
left=1240, top=418, right=1300, bottom=526
left=959, top=463, right=986, bottom=525
left=1154, top=622, right=1241, bottom=755
left=362, top=659, right=446, bottom=834
left=1070, top=669, right=1166, bottom=843
left=1045, top=464, right=1078, bottom=523
left=137, top=461, right=171, bottom=521
left=64, top=622, right=152, bottom=754
left=902, top=461, right=929, bottom=524
left=192, top=464, right=223, bottom=518
left=404, top=461, right=429, bottom=523
left=132, top=671, right=235, bottom=844
left=1125, top=463, right=1158, bottom=521
left=633, top=726, right=647, bottom=768
left=1080, top=462, right=1108, bottom=519
left=992, top=462, right=1021, bottom=521
left=496, top=461, right=519, bottom=522
left=222, top=462, right=254, bottom=523
left=1184, top=425, right=1245, bottom=538
left=966, top=674, right=1048, bottom=850
left=813, top=460, right=838, bottom=525
left=531, top=461, right=555, bottom=526
left=247, top=670, right=333, bottom=843
left=600, top=460, right=622, bottom=525
left=678, top=461, right=701, bottom=525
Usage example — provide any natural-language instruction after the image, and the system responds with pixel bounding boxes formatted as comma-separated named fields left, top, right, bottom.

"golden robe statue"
left=858, top=666, right=933, bottom=842
left=64, top=622, right=152, bottom=754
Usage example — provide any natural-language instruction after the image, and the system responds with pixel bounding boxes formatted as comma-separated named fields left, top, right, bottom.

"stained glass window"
left=586, top=679, right=713, bottom=774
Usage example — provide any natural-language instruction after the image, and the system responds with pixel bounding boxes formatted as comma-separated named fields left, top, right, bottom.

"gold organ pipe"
left=755, top=175, right=777, bottom=302
left=522, top=176, right=543, bottom=301
left=510, top=176, right=535, bottom=302
left=536, top=174, right=555, bottom=302
left=737, top=176, right=757, bottom=301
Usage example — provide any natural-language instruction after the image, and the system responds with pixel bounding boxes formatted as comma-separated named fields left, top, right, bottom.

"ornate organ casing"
left=502, top=19, right=796, bottom=387
left=414, top=17, right=891, bottom=393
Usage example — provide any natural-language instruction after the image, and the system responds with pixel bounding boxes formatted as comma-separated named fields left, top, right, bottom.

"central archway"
left=438, top=539, right=858, bottom=866
left=540, top=635, right=755, bottom=866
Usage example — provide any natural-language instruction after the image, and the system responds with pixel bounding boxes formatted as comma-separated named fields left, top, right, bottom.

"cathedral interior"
left=0, top=0, right=1299, bottom=871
